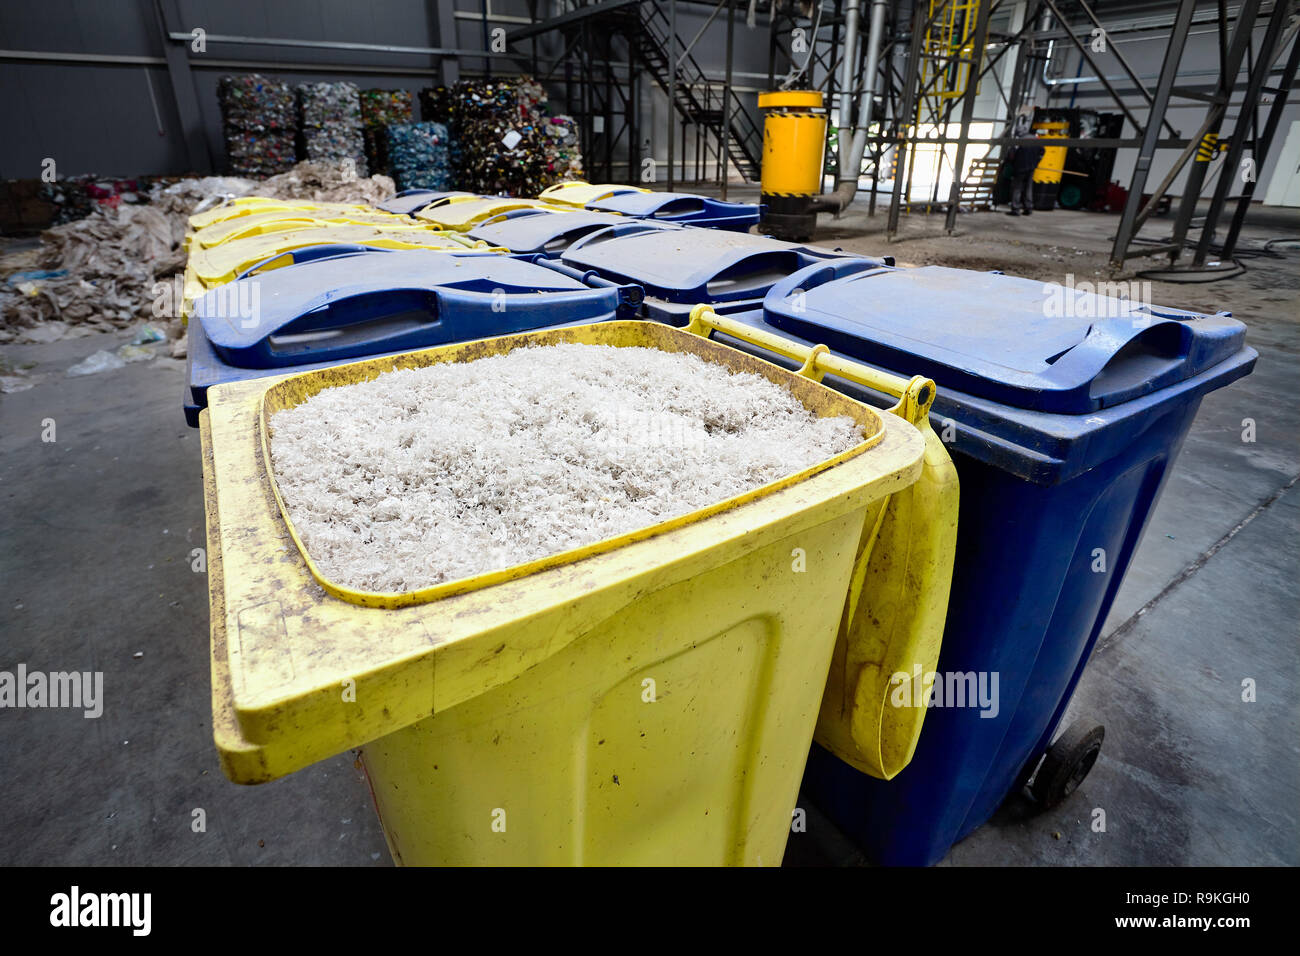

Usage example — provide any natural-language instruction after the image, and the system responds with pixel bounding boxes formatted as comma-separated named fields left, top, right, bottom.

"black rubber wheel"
left=1058, top=183, right=1085, bottom=209
left=1030, top=720, right=1104, bottom=810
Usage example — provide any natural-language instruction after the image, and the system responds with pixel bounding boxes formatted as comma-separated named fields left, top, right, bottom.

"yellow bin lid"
left=537, top=181, right=649, bottom=208
left=185, top=226, right=492, bottom=288
left=415, top=196, right=570, bottom=230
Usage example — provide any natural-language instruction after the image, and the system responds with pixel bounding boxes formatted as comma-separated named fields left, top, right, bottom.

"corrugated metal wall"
left=0, top=0, right=777, bottom=181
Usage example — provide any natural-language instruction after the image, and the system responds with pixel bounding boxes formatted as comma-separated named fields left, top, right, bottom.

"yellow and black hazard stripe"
left=1196, top=132, right=1222, bottom=162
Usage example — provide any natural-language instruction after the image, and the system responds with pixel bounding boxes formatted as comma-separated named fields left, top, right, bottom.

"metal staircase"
left=508, top=1, right=764, bottom=185
left=633, top=2, right=763, bottom=182
left=957, top=157, right=1000, bottom=210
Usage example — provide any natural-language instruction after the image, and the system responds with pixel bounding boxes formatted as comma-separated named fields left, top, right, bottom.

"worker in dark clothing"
left=1006, top=134, right=1045, bottom=216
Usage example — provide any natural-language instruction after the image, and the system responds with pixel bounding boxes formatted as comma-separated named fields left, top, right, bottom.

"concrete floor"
left=1, top=202, right=1297, bottom=866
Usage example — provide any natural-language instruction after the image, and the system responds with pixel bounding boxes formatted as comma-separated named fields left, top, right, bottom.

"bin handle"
left=685, top=305, right=957, bottom=780
left=684, top=305, right=936, bottom=428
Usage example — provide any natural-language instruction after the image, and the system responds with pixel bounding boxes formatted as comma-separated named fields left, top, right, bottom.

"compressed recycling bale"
left=268, top=343, right=863, bottom=593
left=542, top=114, right=584, bottom=183
left=218, top=74, right=297, bottom=177
left=296, top=82, right=368, bottom=176
left=418, top=86, right=464, bottom=187
left=360, top=89, right=413, bottom=176
left=419, top=77, right=583, bottom=195
left=384, top=122, right=451, bottom=192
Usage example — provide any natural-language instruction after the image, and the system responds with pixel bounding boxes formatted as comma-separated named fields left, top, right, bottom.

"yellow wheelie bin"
left=202, top=319, right=937, bottom=866
left=414, top=195, right=571, bottom=231
left=188, top=197, right=381, bottom=234
left=180, top=226, right=500, bottom=316
left=537, top=180, right=648, bottom=208
left=190, top=209, right=419, bottom=250
left=684, top=308, right=959, bottom=779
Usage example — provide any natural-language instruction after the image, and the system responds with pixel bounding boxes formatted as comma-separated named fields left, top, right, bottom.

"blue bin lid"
left=193, top=249, right=638, bottom=369
left=763, top=263, right=1249, bottom=414
left=375, top=189, right=475, bottom=216
left=184, top=296, right=630, bottom=426
left=466, top=209, right=630, bottom=255
left=561, top=220, right=863, bottom=303
left=587, top=191, right=761, bottom=224
left=714, top=306, right=1255, bottom=486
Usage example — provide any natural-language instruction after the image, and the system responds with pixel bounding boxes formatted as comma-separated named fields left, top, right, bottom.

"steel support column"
left=1109, top=0, right=1198, bottom=269
left=151, top=0, right=211, bottom=173
left=1192, top=0, right=1292, bottom=264
left=722, top=0, right=735, bottom=199
left=1165, top=0, right=1262, bottom=263
left=1219, top=19, right=1300, bottom=260
left=887, top=1, right=932, bottom=238
left=668, top=0, right=677, bottom=190
left=944, top=0, right=995, bottom=233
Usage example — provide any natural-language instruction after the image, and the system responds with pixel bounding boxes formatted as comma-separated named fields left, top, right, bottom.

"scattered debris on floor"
left=62, top=322, right=167, bottom=376
left=0, top=161, right=395, bottom=347
left=0, top=350, right=40, bottom=393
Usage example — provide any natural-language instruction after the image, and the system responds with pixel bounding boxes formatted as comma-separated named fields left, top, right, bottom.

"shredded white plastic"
left=268, top=343, right=863, bottom=593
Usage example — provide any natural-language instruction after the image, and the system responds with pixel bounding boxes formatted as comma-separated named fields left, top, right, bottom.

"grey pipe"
left=836, top=0, right=862, bottom=175
left=844, top=0, right=888, bottom=185
left=1029, top=6, right=1055, bottom=100
left=820, top=0, right=886, bottom=212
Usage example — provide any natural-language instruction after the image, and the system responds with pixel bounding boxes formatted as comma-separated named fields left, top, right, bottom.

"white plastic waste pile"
left=269, top=343, right=864, bottom=593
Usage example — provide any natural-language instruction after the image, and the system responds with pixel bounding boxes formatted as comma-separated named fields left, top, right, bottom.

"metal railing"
left=637, top=2, right=763, bottom=180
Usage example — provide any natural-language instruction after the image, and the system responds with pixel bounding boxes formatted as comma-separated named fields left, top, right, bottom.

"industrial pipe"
left=817, top=0, right=887, bottom=214
left=836, top=0, right=862, bottom=176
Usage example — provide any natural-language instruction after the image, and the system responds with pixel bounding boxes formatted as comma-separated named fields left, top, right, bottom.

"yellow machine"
left=1031, top=120, right=1070, bottom=210
left=757, top=90, right=829, bottom=242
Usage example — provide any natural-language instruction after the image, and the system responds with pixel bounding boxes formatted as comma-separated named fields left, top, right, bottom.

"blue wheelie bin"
left=560, top=219, right=868, bottom=323
left=586, top=190, right=763, bottom=232
left=182, top=245, right=641, bottom=426
left=465, top=208, right=631, bottom=257
left=706, top=260, right=1257, bottom=865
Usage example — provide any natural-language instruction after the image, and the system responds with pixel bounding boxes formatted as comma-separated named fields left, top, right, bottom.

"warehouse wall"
left=1, top=0, right=455, bottom=179
left=0, top=0, right=781, bottom=184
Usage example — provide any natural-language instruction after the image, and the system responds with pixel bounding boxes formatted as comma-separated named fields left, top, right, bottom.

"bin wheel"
left=1030, top=720, right=1104, bottom=810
